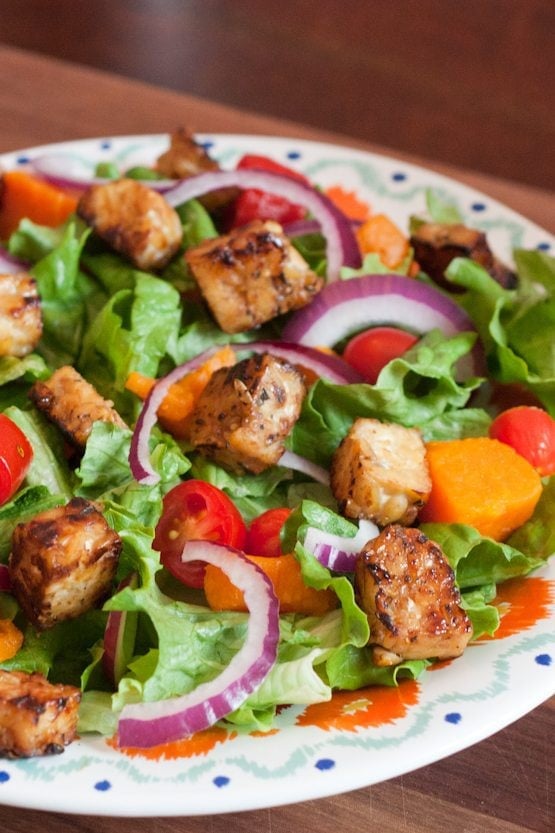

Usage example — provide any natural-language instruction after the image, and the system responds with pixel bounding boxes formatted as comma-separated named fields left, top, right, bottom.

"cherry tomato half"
left=226, top=154, right=309, bottom=229
left=246, top=507, right=292, bottom=558
left=0, top=414, right=33, bottom=506
left=153, top=480, right=248, bottom=588
left=489, top=406, right=555, bottom=476
left=342, top=327, right=419, bottom=385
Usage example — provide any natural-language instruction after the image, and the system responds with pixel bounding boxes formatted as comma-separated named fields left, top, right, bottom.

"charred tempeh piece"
left=185, top=220, right=323, bottom=333
left=189, top=352, right=306, bottom=474
left=355, top=525, right=473, bottom=664
left=156, top=127, right=237, bottom=213
left=77, top=178, right=182, bottom=271
left=0, top=272, right=42, bottom=357
left=29, top=365, right=127, bottom=449
left=410, top=222, right=516, bottom=289
left=0, top=670, right=81, bottom=758
left=330, top=418, right=431, bottom=526
left=9, top=497, right=121, bottom=630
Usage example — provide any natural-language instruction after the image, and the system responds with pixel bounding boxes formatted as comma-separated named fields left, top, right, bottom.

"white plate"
left=0, top=135, right=553, bottom=817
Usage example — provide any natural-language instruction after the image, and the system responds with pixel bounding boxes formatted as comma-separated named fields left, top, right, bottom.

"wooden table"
left=0, top=45, right=553, bottom=833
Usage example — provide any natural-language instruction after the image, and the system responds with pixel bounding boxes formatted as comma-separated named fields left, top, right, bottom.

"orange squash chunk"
left=419, top=437, right=542, bottom=541
left=0, top=619, right=24, bottom=662
left=204, top=553, right=338, bottom=616
left=0, top=171, right=78, bottom=239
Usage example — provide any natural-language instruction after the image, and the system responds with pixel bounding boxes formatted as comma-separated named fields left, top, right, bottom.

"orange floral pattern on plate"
left=479, top=576, right=554, bottom=641
left=296, top=679, right=419, bottom=732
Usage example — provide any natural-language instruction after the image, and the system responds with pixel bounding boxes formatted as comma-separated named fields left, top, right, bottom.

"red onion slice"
left=278, top=450, right=330, bottom=485
left=129, top=341, right=361, bottom=485
left=102, top=573, right=139, bottom=687
left=31, top=154, right=177, bottom=193
left=0, top=564, right=12, bottom=593
left=303, top=519, right=379, bottom=572
left=117, top=540, right=279, bottom=748
left=163, top=169, right=361, bottom=281
left=0, top=246, right=29, bottom=274
left=282, top=273, right=482, bottom=378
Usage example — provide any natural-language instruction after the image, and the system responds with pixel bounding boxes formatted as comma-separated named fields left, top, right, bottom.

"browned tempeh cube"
left=0, top=670, right=81, bottom=758
left=0, top=272, right=42, bottom=357
left=189, top=352, right=305, bottom=474
left=9, top=498, right=121, bottom=630
left=77, top=178, right=182, bottom=271
left=185, top=220, right=323, bottom=333
left=355, top=525, right=473, bottom=663
left=29, top=365, right=127, bottom=449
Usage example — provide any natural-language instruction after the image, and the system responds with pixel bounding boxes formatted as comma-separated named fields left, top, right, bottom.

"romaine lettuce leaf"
left=291, top=330, right=482, bottom=466
left=78, top=272, right=182, bottom=412
left=446, top=251, right=555, bottom=414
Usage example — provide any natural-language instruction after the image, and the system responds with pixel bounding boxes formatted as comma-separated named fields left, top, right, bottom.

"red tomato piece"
left=489, top=406, right=555, bottom=476
left=247, top=507, right=292, bottom=558
left=153, top=480, right=247, bottom=588
left=226, top=154, right=309, bottom=229
left=237, top=154, right=310, bottom=183
left=0, top=414, right=33, bottom=506
left=342, top=327, right=419, bottom=385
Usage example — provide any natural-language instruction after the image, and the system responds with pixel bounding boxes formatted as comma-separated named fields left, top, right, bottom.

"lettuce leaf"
left=30, top=223, right=105, bottom=367
left=446, top=251, right=555, bottom=414
left=291, top=330, right=482, bottom=466
left=78, top=272, right=182, bottom=413
left=507, top=477, right=555, bottom=560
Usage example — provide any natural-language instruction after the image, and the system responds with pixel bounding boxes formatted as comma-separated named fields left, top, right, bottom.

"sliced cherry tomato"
left=246, top=507, right=292, bottom=558
left=489, top=406, right=555, bottom=476
left=226, top=154, right=308, bottom=229
left=342, top=327, right=419, bottom=385
left=153, top=480, right=247, bottom=588
left=0, top=414, right=33, bottom=506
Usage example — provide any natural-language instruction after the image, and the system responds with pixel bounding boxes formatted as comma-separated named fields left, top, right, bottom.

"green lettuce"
left=78, top=272, right=182, bottom=413
left=30, top=222, right=105, bottom=367
left=446, top=251, right=555, bottom=414
left=291, top=330, right=482, bottom=466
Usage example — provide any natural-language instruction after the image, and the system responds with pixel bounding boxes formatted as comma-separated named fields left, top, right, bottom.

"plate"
left=0, top=135, right=553, bottom=817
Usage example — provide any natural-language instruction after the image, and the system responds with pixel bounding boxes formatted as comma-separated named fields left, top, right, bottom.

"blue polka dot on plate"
left=213, top=775, right=230, bottom=788
left=16, top=155, right=30, bottom=165
left=535, top=653, right=552, bottom=666
left=536, top=242, right=551, bottom=251
left=445, top=712, right=462, bottom=724
left=99, top=140, right=112, bottom=150
left=0, top=771, right=10, bottom=784
left=315, top=758, right=335, bottom=771
left=391, top=172, right=407, bottom=182
left=286, top=150, right=302, bottom=160
left=471, top=202, right=487, bottom=212
left=94, top=779, right=112, bottom=792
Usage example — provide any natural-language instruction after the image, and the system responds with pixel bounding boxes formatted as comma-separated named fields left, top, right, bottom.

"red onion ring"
left=303, top=519, right=378, bottom=572
left=278, top=450, right=330, bottom=485
left=282, top=273, right=483, bottom=378
left=102, top=573, right=139, bottom=687
left=129, top=341, right=361, bottom=485
left=117, top=540, right=279, bottom=748
left=31, top=154, right=177, bottom=193
left=0, top=246, right=29, bottom=274
left=163, top=169, right=361, bottom=282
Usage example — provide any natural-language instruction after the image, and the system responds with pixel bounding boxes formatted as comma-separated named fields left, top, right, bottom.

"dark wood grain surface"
left=0, top=43, right=553, bottom=833
left=0, top=0, right=554, bottom=191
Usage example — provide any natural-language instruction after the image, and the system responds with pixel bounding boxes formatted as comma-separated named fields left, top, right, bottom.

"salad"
left=0, top=130, right=553, bottom=757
